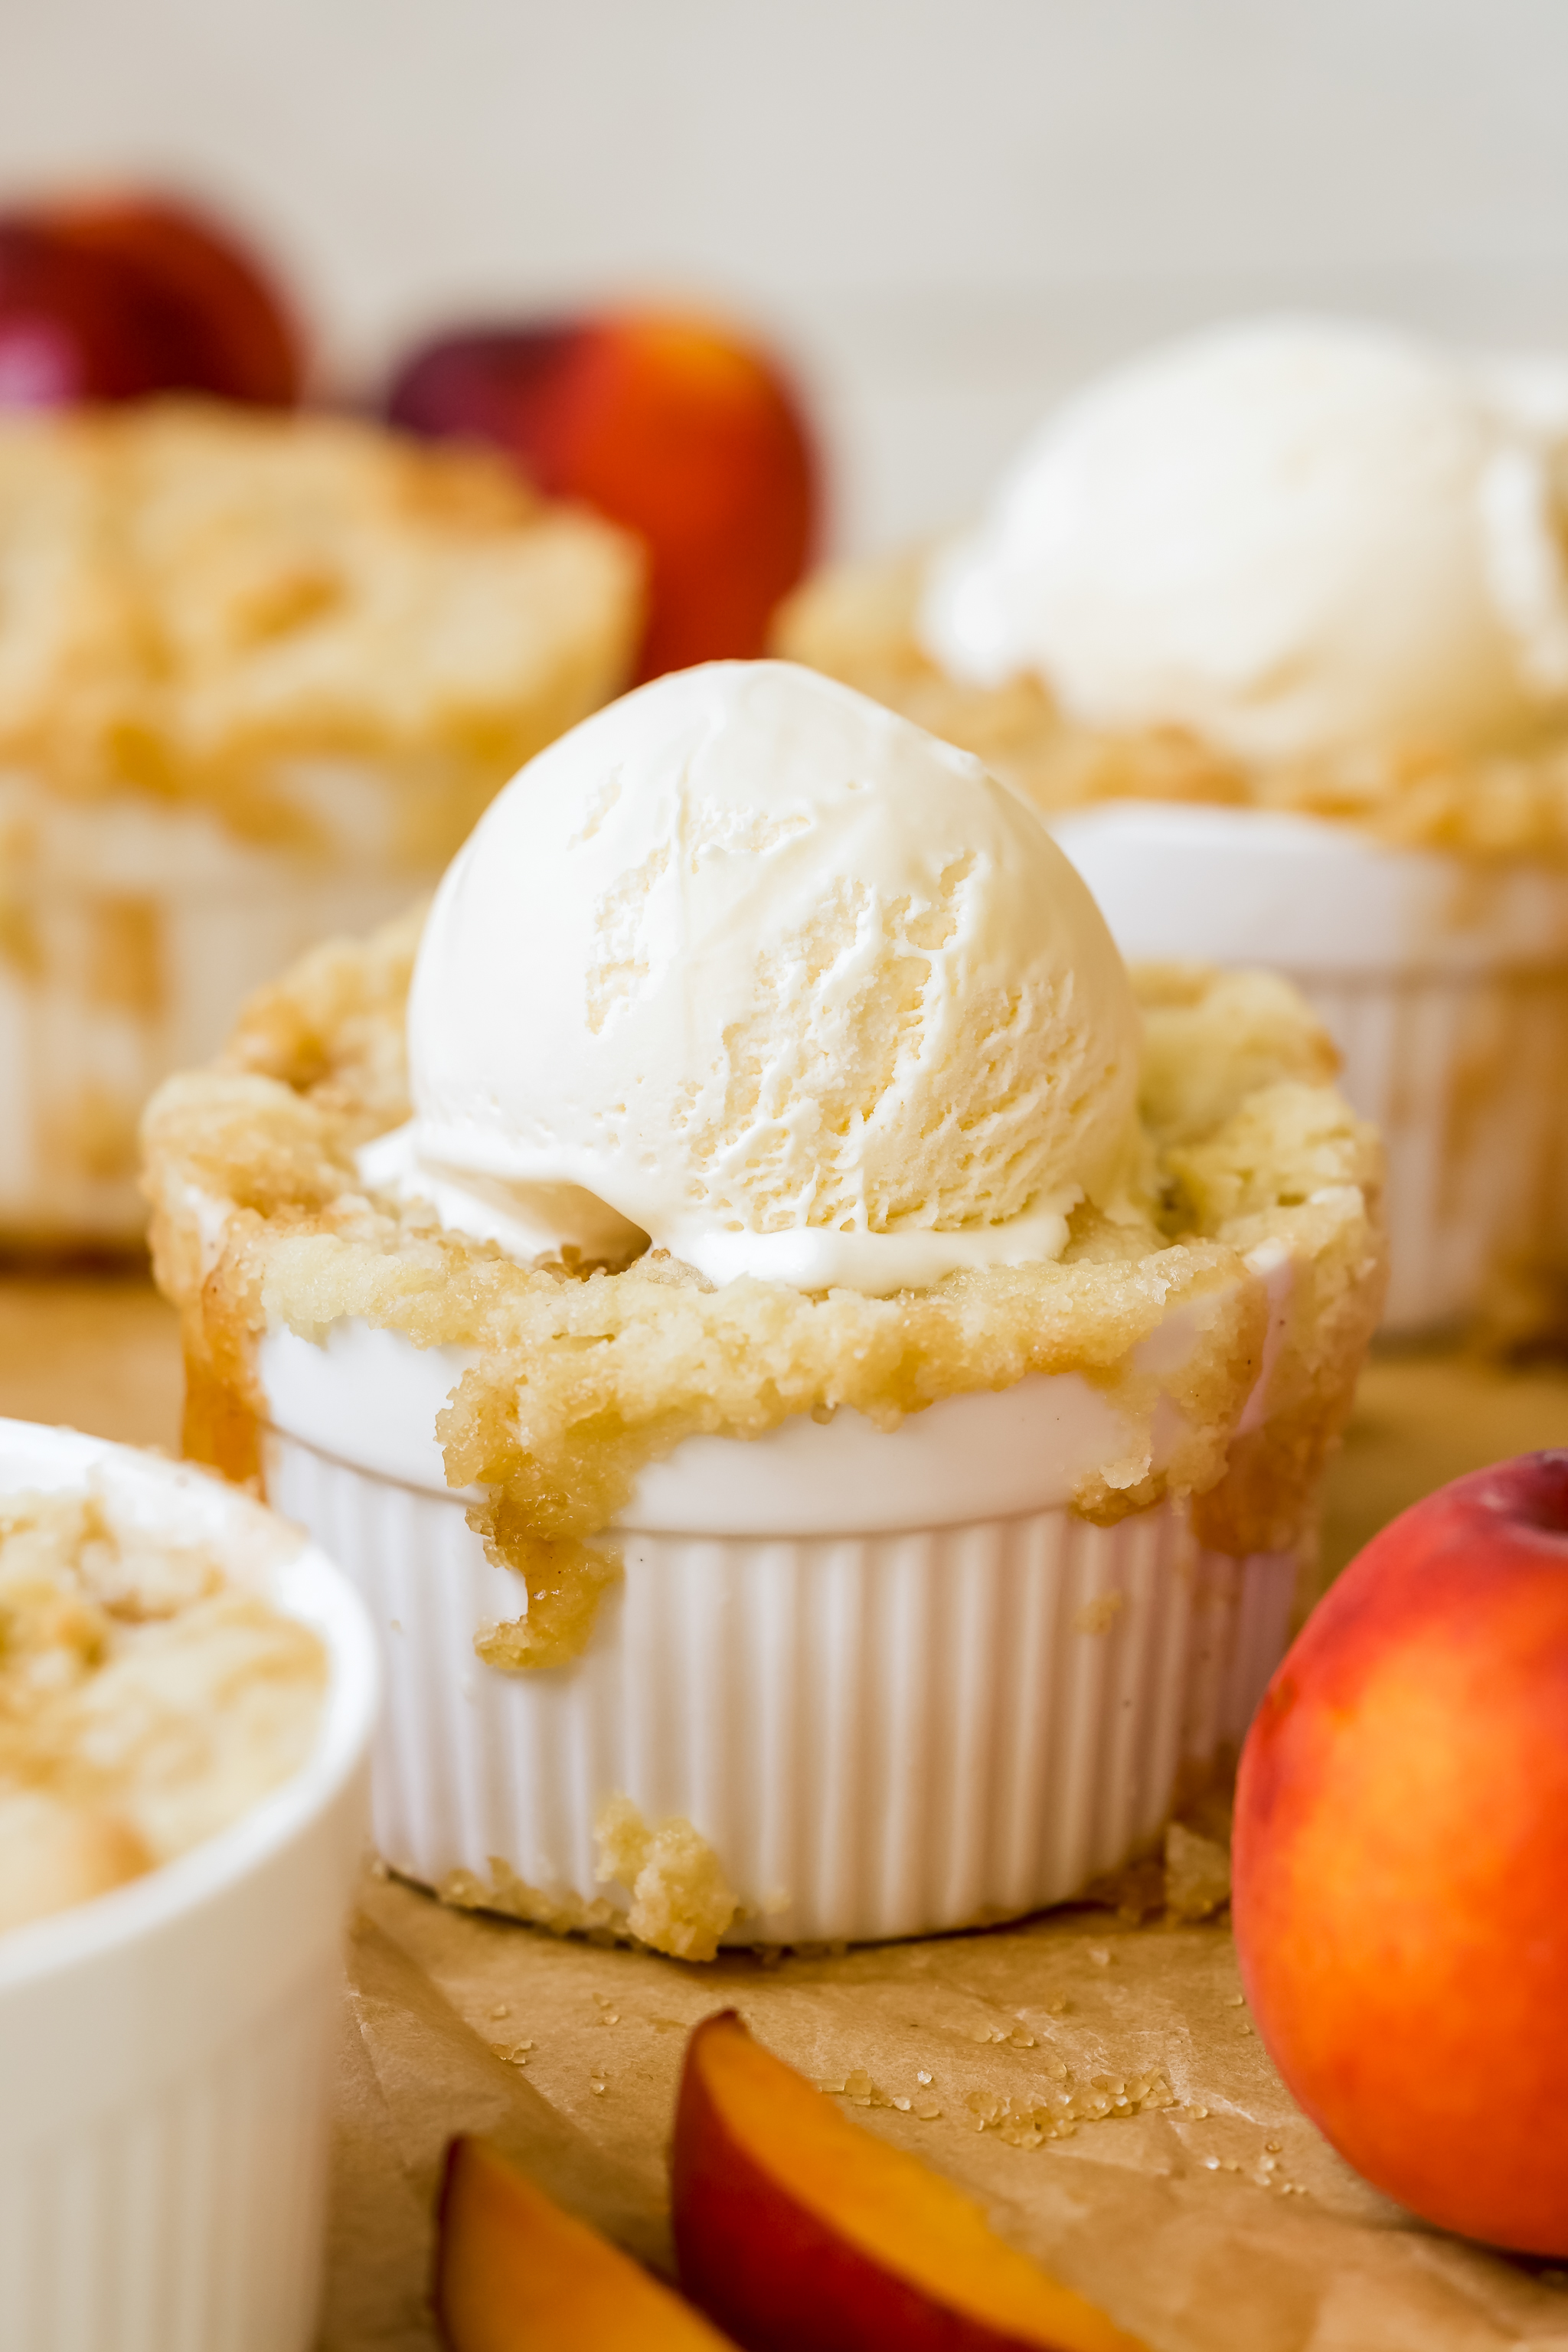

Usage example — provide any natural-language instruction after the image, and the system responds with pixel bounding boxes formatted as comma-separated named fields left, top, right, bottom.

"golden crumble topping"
left=596, top=1792, right=739, bottom=1962
left=0, top=1483, right=325, bottom=1934
left=143, top=910, right=1386, bottom=1674
left=0, top=400, right=642, bottom=861
left=775, top=550, right=1568, bottom=861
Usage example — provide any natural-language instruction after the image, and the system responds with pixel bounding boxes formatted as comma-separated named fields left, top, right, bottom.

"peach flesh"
left=671, top=2011, right=1147, bottom=2352
left=385, top=309, right=818, bottom=677
left=1233, top=1450, right=1568, bottom=2254
left=434, top=2135, right=733, bottom=2350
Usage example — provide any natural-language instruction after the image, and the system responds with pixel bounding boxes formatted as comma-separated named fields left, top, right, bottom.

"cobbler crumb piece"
left=435, top=1792, right=737, bottom=1963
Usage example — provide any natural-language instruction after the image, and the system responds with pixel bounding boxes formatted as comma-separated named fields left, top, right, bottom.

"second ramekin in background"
left=775, top=318, right=1568, bottom=1341
left=1051, top=802, right=1568, bottom=1338
left=0, top=1422, right=378, bottom=2352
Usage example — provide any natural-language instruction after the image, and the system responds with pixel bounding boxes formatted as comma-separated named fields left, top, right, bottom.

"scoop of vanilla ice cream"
left=920, top=317, right=1568, bottom=763
left=374, top=661, right=1142, bottom=1294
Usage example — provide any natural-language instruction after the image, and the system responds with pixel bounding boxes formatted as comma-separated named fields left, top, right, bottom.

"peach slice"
left=435, top=2135, right=733, bottom=2350
left=671, top=2011, right=1148, bottom=2352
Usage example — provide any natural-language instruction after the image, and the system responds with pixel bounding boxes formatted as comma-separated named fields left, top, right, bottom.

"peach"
left=433, top=2135, right=733, bottom=2350
left=0, top=190, right=302, bottom=413
left=0, top=220, right=167, bottom=406
left=1233, top=1450, right=1568, bottom=2253
left=385, top=309, right=818, bottom=678
left=40, top=188, right=305, bottom=406
left=671, top=2011, right=1147, bottom=2352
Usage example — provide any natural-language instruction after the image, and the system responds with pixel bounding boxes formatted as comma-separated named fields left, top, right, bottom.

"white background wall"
left=5, top=1, right=1568, bottom=549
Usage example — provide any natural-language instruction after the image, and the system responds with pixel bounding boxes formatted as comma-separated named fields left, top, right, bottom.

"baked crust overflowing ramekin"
left=145, top=907, right=1384, bottom=1663
left=142, top=910, right=1384, bottom=1953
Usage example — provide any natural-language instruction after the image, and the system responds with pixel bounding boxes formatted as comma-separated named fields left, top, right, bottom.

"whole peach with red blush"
left=0, top=222, right=168, bottom=407
left=1233, top=1451, right=1568, bottom=2253
left=386, top=310, right=818, bottom=678
left=0, top=189, right=303, bottom=412
left=39, top=188, right=305, bottom=404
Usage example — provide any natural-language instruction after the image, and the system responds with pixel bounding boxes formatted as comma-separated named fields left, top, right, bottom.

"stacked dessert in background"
left=0, top=182, right=824, bottom=1257
left=779, top=317, right=1568, bottom=1337
left=0, top=398, right=640, bottom=1243
left=145, top=661, right=1386, bottom=1958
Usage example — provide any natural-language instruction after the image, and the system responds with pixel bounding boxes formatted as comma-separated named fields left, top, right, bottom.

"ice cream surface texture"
left=920, top=317, right=1568, bottom=764
left=367, top=660, right=1142, bottom=1292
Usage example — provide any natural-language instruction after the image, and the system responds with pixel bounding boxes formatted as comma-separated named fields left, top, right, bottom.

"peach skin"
left=0, top=220, right=168, bottom=407
left=1233, top=1450, right=1568, bottom=2254
left=386, top=309, right=818, bottom=678
left=41, top=188, right=305, bottom=405
left=671, top=2011, right=1148, bottom=2352
left=434, top=2135, right=734, bottom=2350
left=0, top=190, right=302, bottom=410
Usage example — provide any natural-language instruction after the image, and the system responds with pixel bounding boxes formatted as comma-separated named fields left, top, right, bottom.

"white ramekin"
left=0, top=1421, right=379, bottom=2352
left=0, top=786, right=423, bottom=1246
left=259, top=1251, right=1300, bottom=1951
left=1050, top=801, right=1568, bottom=1336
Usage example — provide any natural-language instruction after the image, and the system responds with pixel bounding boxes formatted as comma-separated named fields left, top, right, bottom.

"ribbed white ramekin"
left=0, top=792, right=420, bottom=1246
left=0, top=1421, right=379, bottom=2352
left=260, top=1287, right=1300, bottom=1949
left=1291, top=962, right=1568, bottom=1332
left=1052, top=800, right=1568, bottom=1335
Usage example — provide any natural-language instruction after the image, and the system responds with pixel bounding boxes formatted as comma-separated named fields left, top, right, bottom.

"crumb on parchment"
left=436, top=1792, right=737, bottom=1963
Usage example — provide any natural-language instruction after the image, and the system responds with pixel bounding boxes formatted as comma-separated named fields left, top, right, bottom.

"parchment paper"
left=3, top=1273, right=1563, bottom=2350
left=312, top=1343, right=1568, bottom=2352
left=319, top=1867, right=1568, bottom=2352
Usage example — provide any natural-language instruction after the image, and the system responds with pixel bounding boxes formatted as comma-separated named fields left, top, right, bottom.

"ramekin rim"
left=0, top=1419, right=381, bottom=1996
